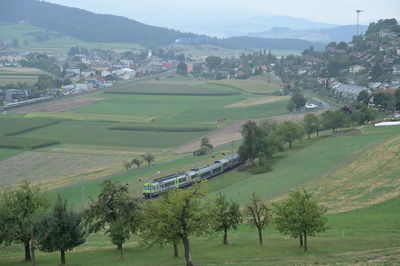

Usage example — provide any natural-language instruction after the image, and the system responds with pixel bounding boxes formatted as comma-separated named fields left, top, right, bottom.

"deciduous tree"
left=142, top=153, right=155, bottom=166
left=212, top=193, right=242, bottom=245
left=141, top=184, right=211, bottom=266
left=321, top=110, right=348, bottom=133
left=0, top=182, right=49, bottom=262
left=84, top=181, right=141, bottom=258
left=246, top=193, right=272, bottom=246
left=276, top=121, right=305, bottom=148
left=303, top=113, right=319, bottom=139
left=132, top=158, right=142, bottom=168
left=37, top=194, right=85, bottom=265
left=274, top=189, right=328, bottom=251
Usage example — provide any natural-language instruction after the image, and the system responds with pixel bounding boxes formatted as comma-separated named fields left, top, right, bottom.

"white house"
left=112, top=68, right=136, bottom=80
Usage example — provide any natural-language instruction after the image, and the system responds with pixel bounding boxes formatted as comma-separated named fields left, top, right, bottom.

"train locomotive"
left=143, top=152, right=241, bottom=198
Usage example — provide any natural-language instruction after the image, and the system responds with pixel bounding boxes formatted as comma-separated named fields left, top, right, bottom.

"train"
left=143, top=152, right=241, bottom=198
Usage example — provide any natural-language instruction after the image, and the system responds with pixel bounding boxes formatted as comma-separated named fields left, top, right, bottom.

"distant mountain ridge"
left=161, top=14, right=338, bottom=38
left=0, top=0, right=195, bottom=47
left=0, top=0, right=326, bottom=51
left=248, top=25, right=369, bottom=43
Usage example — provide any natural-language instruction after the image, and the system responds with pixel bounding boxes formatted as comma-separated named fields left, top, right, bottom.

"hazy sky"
left=46, top=0, right=400, bottom=27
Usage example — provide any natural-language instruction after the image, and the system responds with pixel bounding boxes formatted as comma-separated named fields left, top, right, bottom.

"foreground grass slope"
left=1, top=196, right=399, bottom=265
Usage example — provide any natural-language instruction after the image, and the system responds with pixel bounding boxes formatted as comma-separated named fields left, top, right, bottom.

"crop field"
left=72, top=93, right=289, bottom=123
left=25, top=112, right=153, bottom=123
left=0, top=67, right=48, bottom=85
left=109, top=81, right=240, bottom=96
left=0, top=148, right=22, bottom=161
left=19, top=120, right=209, bottom=149
left=208, top=76, right=281, bottom=95
left=0, top=116, right=60, bottom=136
left=0, top=151, right=127, bottom=188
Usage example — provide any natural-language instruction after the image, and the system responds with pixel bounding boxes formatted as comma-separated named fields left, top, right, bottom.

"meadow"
left=1, top=137, right=399, bottom=264
left=208, top=76, right=281, bottom=95
left=19, top=120, right=209, bottom=148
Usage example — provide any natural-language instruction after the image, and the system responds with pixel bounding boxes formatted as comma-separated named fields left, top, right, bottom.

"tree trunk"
left=30, top=224, right=36, bottom=266
left=173, top=241, right=179, bottom=258
left=303, top=233, right=308, bottom=251
left=316, top=129, right=319, bottom=136
left=289, top=141, right=292, bottom=149
left=31, top=243, right=36, bottom=266
left=60, top=250, right=66, bottom=265
left=299, top=234, right=303, bottom=247
left=120, top=245, right=124, bottom=259
left=307, top=133, right=311, bottom=140
left=182, top=236, right=193, bottom=266
left=117, top=243, right=122, bottom=250
left=24, top=242, right=31, bottom=261
left=257, top=227, right=263, bottom=246
left=223, top=227, right=228, bottom=245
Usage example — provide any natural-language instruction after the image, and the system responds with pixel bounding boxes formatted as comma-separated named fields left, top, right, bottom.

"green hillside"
left=0, top=22, right=142, bottom=54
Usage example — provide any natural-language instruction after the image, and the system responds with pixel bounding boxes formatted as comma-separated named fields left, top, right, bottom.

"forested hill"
left=0, top=0, right=195, bottom=47
left=0, top=0, right=325, bottom=51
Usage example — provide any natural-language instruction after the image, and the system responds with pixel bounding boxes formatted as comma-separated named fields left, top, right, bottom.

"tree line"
left=238, top=104, right=381, bottom=172
left=0, top=181, right=327, bottom=266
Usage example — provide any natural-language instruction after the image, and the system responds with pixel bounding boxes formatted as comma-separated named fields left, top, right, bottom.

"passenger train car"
left=143, top=153, right=241, bottom=198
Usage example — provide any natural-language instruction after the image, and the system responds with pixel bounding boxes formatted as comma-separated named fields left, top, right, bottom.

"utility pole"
left=81, top=175, right=85, bottom=211
left=149, top=163, right=153, bottom=199
left=356, top=10, right=364, bottom=36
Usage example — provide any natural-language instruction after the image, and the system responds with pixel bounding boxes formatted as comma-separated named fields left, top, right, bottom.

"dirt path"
left=170, top=113, right=307, bottom=153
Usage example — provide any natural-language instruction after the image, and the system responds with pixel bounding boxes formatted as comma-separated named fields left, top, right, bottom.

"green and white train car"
left=143, top=153, right=241, bottom=198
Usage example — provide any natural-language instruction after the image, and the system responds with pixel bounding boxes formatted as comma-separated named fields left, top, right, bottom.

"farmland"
left=1, top=126, right=400, bottom=265
left=0, top=76, right=290, bottom=190
left=1, top=74, right=400, bottom=265
left=0, top=67, right=48, bottom=85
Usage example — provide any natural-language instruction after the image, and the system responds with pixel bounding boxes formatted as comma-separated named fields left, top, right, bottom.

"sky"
left=45, top=0, right=400, bottom=33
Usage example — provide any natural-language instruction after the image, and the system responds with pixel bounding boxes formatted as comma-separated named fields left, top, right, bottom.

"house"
left=81, top=71, right=95, bottom=78
left=331, top=83, right=369, bottom=100
left=392, top=65, right=400, bottom=75
left=349, top=65, right=366, bottom=74
left=65, top=68, right=81, bottom=77
left=112, top=68, right=136, bottom=80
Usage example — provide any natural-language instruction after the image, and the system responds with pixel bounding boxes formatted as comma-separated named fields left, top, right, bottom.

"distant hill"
left=176, top=36, right=325, bottom=51
left=0, top=0, right=326, bottom=52
left=161, top=14, right=337, bottom=37
left=248, top=25, right=369, bottom=43
left=0, top=0, right=195, bottom=47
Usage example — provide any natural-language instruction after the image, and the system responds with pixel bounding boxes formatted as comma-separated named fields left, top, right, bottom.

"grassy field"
left=0, top=148, right=22, bottom=161
left=1, top=194, right=399, bottom=265
left=72, top=93, right=289, bottom=123
left=208, top=77, right=281, bottom=95
left=25, top=112, right=153, bottom=123
left=0, top=116, right=60, bottom=136
left=0, top=125, right=400, bottom=264
left=19, top=120, right=208, bottom=148
left=206, top=129, right=397, bottom=205
left=0, top=67, right=49, bottom=85
left=109, top=81, right=240, bottom=96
